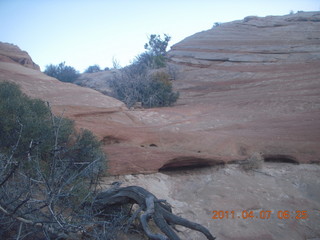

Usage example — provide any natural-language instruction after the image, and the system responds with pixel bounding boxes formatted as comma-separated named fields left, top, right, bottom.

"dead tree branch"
left=93, top=186, right=216, bottom=240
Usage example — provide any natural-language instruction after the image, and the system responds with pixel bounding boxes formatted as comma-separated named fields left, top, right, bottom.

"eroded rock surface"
left=0, top=13, right=320, bottom=240
left=77, top=12, right=320, bottom=174
left=102, top=162, right=320, bottom=240
left=1, top=11, right=320, bottom=175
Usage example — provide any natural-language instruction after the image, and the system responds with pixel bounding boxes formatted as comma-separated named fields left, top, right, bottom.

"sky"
left=0, top=0, right=319, bottom=72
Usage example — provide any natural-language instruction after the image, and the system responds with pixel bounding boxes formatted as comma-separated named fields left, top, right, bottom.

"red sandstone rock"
left=0, top=42, right=40, bottom=70
left=0, top=12, right=319, bottom=175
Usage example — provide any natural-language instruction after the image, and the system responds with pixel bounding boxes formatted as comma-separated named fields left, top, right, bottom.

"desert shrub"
left=148, top=71, right=179, bottom=107
left=0, top=81, right=105, bottom=174
left=130, top=34, right=171, bottom=70
left=240, top=152, right=264, bottom=171
left=110, top=65, right=179, bottom=108
left=0, top=82, right=72, bottom=161
left=134, top=52, right=153, bottom=69
left=109, top=34, right=178, bottom=108
left=85, top=64, right=101, bottom=73
left=212, top=22, right=222, bottom=28
left=0, top=81, right=109, bottom=239
left=144, top=34, right=171, bottom=56
left=44, top=61, right=80, bottom=82
left=66, top=129, right=105, bottom=175
left=134, top=52, right=167, bottom=69
left=112, top=56, right=122, bottom=69
left=139, top=34, right=171, bottom=69
left=110, top=64, right=147, bottom=108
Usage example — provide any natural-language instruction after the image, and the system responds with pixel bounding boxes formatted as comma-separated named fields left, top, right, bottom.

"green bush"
left=152, top=55, right=166, bottom=68
left=0, top=82, right=109, bottom=239
left=134, top=52, right=153, bottom=69
left=109, top=34, right=178, bottom=108
left=0, top=81, right=105, bottom=174
left=0, top=82, right=53, bottom=157
left=133, top=34, right=171, bottom=69
left=144, top=34, right=171, bottom=56
left=44, top=61, right=80, bottom=82
left=134, top=51, right=167, bottom=69
left=67, top=129, right=105, bottom=174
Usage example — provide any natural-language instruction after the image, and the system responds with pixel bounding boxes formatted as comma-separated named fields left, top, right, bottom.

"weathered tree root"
left=93, top=186, right=215, bottom=240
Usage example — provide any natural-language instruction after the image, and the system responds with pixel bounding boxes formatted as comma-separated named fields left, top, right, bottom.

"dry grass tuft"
left=240, top=152, right=264, bottom=171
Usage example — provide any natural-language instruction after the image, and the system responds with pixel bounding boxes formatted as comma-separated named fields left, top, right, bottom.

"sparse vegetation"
left=109, top=34, right=179, bottom=108
left=143, top=33, right=171, bottom=69
left=44, top=61, right=80, bottom=82
left=240, top=152, right=264, bottom=171
left=0, top=81, right=108, bottom=239
left=0, top=82, right=213, bottom=240
left=110, top=65, right=179, bottom=108
left=0, top=82, right=104, bottom=171
left=85, top=64, right=102, bottom=73
left=112, top=56, right=121, bottom=69
left=212, top=22, right=222, bottom=28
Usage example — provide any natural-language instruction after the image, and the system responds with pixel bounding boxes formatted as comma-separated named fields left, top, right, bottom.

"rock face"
left=165, top=11, right=320, bottom=166
left=169, top=12, right=320, bottom=66
left=0, top=42, right=40, bottom=70
left=0, top=45, right=126, bottom=115
left=1, top=11, right=320, bottom=175
left=76, top=12, right=320, bottom=175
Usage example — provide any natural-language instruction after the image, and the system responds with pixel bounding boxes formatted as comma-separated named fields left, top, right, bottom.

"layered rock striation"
left=165, top=11, right=320, bottom=167
left=1, top=12, right=320, bottom=175
left=169, top=12, right=320, bottom=66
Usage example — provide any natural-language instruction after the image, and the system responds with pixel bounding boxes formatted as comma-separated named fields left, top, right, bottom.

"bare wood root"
left=93, top=186, right=216, bottom=240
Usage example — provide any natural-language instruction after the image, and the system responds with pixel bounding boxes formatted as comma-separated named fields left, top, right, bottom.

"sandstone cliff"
left=1, top=12, right=320, bottom=176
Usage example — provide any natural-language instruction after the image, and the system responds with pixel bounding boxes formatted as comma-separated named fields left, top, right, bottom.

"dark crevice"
left=102, top=135, right=122, bottom=145
left=159, top=163, right=212, bottom=172
left=263, top=154, right=299, bottom=164
left=159, top=156, right=225, bottom=172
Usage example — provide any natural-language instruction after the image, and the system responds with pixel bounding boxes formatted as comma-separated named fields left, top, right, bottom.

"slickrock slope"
left=1, top=11, right=320, bottom=175
left=0, top=43, right=133, bottom=173
left=169, top=12, right=320, bottom=67
left=164, top=11, right=320, bottom=166
left=75, top=12, right=320, bottom=175
left=1, top=13, right=320, bottom=239
left=103, top=162, right=320, bottom=240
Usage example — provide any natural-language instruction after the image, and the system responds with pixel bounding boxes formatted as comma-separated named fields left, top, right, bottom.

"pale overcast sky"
left=0, top=0, right=319, bottom=72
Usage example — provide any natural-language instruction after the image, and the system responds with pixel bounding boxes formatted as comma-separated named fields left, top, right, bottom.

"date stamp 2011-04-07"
left=211, top=210, right=309, bottom=220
